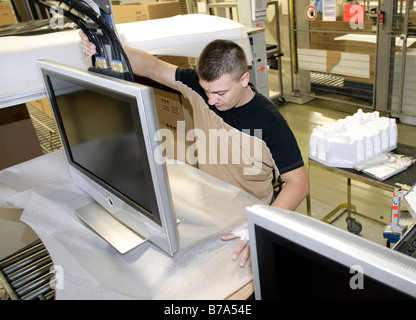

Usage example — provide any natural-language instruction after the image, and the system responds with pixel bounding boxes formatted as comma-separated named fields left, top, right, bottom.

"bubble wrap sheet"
left=0, top=150, right=261, bottom=299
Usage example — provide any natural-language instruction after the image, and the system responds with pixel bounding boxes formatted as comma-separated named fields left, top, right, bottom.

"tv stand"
left=75, top=202, right=146, bottom=254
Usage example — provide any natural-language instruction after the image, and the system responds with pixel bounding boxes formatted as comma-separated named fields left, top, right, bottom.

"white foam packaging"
left=117, top=14, right=252, bottom=61
left=309, top=109, right=398, bottom=168
left=0, top=14, right=251, bottom=108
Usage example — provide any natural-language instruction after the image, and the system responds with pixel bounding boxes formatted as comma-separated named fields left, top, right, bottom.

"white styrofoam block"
left=0, top=29, right=87, bottom=108
left=309, top=109, right=397, bottom=168
left=117, top=14, right=252, bottom=62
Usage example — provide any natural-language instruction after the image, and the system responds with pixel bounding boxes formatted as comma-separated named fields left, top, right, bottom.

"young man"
left=81, top=34, right=310, bottom=267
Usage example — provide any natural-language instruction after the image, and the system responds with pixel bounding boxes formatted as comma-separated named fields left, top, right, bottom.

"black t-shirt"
left=175, top=67, right=304, bottom=175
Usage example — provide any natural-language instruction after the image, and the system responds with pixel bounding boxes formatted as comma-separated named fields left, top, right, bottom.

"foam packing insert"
left=309, top=109, right=398, bottom=168
left=117, top=14, right=252, bottom=61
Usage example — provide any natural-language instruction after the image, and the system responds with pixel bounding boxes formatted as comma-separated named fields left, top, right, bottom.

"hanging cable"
left=32, top=0, right=134, bottom=81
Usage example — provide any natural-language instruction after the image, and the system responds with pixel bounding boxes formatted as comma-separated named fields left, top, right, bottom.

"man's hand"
left=221, top=227, right=251, bottom=268
left=79, top=30, right=97, bottom=56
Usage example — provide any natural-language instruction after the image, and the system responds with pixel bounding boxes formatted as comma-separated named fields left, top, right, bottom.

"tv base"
left=75, top=202, right=146, bottom=254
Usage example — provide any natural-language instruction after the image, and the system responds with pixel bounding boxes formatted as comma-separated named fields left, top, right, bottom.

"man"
left=81, top=33, right=310, bottom=267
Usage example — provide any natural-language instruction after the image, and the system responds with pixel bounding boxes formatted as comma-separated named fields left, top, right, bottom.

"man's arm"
left=222, top=166, right=310, bottom=268
left=270, top=166, right=310, bottom=211
left=124, top=47, right=177, bottom=89
left=80, top=31, right=177, bottom=90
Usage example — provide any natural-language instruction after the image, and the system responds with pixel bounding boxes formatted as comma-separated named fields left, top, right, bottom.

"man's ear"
left=240, top=71, right=250, bottom=87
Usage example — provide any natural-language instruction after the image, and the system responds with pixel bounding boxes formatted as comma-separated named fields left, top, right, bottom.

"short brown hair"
left=197, top=40, right=248, bottom=82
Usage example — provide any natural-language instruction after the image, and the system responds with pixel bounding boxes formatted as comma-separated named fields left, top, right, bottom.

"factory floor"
left=1, top=98, right=416, bottom=261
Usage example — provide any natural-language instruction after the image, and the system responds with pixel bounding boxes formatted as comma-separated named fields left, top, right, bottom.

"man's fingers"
left=220, top=233, right=236, bottom=241
left=79, top=30, right=97, bottom=55
left=221, top=233, right=251, bottom=268
left=240, top=245, right=251, bottom=268
left=232, top=240, right=247, bottom=261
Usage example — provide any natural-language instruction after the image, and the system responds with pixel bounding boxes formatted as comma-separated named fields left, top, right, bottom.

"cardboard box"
left=343, top=41, right=375, bottom=84
left=160, top=55, right=190, bottom=69
left=310, top=32, right=345, bottom=51
left=12, top=0, right=31, bottom=22
left=133, top=54, right=193, bottom=164
left=298, top=48, right=371, bottom=83
left=112, top=1, right=181, bottom=24
left=309, top=18, right=372, bottom=51
left=153, top=87, right=194, bottom=165
left=0, top=104, right=43, bottom=170
left=309, top=18, right=376, bottom=84
left=0, top=2, right=17, bottom=26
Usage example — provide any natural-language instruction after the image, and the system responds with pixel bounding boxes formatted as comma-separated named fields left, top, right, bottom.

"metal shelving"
left=26, top=103, right=61, bottom=154
left=0, top=239, right=56, bottom=300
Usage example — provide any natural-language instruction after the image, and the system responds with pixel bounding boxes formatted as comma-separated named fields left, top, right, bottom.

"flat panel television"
left=247, top=205, right=416, bottom=299
left=38, top=60, right=179, bottom=256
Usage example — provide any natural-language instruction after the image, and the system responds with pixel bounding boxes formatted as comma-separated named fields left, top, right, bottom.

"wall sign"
left=306, top=5, right=317, bottom=21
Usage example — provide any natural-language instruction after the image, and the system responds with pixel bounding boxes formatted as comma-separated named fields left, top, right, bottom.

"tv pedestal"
left=75, top=202, right=146, bottom=255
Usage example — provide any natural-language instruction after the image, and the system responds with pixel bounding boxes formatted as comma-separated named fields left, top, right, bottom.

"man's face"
left=199, top=72, right=250, bottom=111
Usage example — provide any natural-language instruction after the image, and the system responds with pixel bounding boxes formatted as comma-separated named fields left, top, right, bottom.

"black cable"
left=34, top=0, right=103, bottom=55
left=32, top=0, right=133, bottom=80
left=63, top=0, right=127, bottom=67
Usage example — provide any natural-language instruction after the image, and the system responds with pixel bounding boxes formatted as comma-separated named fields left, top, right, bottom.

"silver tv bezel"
left=38, top=60, right=179, bottom=256
left=247, top=204, right=416, bottom=299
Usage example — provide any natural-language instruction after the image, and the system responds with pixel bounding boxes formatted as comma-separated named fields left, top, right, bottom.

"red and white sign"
left=306, top=5, right=317, bottom=21
left=343, top=4, right=365, bottom=22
